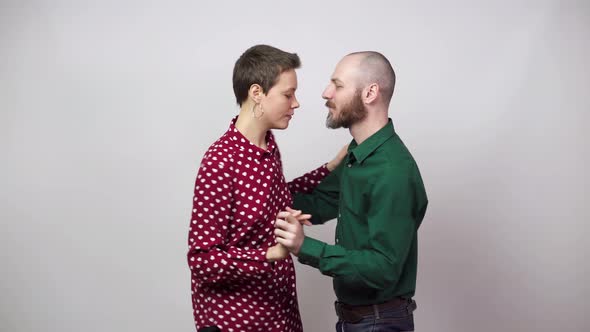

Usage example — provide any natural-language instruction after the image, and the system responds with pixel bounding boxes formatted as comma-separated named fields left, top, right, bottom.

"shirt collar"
left=227, top=116, right=277, bottom=160
left=348, top=118, right=396, bottom=164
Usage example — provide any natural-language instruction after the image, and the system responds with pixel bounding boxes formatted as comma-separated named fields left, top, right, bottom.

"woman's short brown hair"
left=232, top=45, right=301, bottom=106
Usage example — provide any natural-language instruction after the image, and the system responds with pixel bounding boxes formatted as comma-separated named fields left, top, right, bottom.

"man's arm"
left=289, top=144, right=348, bottom=224
left=291, top=161, right=342, bottom=224
left=277, top=170, right=423, bottom=290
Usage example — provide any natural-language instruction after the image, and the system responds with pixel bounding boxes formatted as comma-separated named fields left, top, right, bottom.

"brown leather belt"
left=334, top=297, right=416, bottom=323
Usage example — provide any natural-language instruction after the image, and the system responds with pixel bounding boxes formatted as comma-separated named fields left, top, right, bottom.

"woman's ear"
left=248, top=84, right=264, bottom=104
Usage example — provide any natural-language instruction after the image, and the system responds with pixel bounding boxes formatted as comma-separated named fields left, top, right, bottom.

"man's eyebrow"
left=331, top=78, right=343, bottom=84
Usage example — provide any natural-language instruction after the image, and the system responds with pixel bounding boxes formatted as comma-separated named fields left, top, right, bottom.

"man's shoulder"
left=374, top=135, right=418, bottom=169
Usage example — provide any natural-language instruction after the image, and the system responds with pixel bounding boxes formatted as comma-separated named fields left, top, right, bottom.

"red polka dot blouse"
left=188, top=118, right=329, bottom=331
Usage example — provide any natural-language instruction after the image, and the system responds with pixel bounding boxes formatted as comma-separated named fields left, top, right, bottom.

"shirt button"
left=347, top=164, right=352, bottom=168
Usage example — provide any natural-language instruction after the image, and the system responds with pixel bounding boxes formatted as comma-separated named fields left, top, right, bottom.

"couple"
left=187, top=45, right=428, bottom=332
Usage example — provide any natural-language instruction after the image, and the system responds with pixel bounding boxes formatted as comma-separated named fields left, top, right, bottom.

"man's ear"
left=363, top=83, right=379, bottom=104
left=248, top=84, right=264, bottom=104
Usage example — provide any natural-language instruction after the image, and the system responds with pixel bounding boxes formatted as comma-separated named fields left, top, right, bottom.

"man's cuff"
left=297, top=236, right=325, bottom=268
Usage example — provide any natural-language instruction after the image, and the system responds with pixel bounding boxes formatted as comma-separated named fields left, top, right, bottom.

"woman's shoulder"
left=200, top=130, right=240, bottom=164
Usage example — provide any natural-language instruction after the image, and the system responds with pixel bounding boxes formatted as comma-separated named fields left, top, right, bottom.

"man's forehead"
left=333, top=56, right=361, bottom=81
left=340, top=54, right=363, bottom=66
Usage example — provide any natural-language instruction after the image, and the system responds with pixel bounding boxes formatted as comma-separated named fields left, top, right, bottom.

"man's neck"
left=350, top=111, right=389, bottom=145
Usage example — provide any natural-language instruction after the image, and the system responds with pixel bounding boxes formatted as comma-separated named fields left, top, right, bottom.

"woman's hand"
left=326, top=143, right=349, bottom=171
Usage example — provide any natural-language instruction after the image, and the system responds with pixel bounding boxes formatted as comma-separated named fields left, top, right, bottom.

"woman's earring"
left=251, top=103, right=264, bottom=118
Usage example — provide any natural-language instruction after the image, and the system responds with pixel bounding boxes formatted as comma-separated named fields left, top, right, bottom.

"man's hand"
left=266, top=243, right=290, bottom=262
left=286, top=207, right=312, bottom=226
left=274, top=211, right=305, bottom=256
left=326, top=143, right=349, bottom=171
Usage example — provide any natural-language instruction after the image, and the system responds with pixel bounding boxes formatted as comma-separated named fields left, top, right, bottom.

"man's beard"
left=325, top=89, right=367, bottom=129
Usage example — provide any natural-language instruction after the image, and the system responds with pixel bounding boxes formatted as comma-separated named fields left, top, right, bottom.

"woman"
left=187, top=44, right=345, bottom=332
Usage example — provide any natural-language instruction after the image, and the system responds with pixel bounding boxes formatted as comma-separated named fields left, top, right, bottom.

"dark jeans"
left=335, top=300, right=415, bottom=332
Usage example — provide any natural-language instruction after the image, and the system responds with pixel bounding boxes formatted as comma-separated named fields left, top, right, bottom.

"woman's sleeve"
left=187, top=157, right=274, bottom=286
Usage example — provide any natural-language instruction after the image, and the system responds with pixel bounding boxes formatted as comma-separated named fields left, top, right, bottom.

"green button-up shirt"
left=293, top=119, right=428, bottom=305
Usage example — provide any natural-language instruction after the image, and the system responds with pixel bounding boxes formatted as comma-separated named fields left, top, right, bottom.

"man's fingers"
left=275, top=218, right=288, bottom=229
left=277, top=210, right=307, bottom=225
left=276, top=237, right=289, bottom=247
left=285, top=213, right=299, bottom=224
left=287, top=207, right=311, bottom=221
left=274, top=228, right=293, bottom=240
left=275, top=218, right=296, bottom=231
left=288, top=209, right=302, bottom=218
left=277, top=211, right=291, bottom=219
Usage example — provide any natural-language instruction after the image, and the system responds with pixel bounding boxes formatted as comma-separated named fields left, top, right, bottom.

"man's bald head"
left=346, top=51, right=396, bottom=105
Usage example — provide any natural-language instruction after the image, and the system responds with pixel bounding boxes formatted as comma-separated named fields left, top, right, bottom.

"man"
left=275, top=51, right=428, bottom=332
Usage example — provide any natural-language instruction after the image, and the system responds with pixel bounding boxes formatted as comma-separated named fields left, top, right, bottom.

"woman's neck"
left=234, top=108, right=268, bottom=150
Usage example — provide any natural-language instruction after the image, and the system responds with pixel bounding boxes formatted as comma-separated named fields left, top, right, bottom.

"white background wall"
left=2, top=1, right=589, bottom=331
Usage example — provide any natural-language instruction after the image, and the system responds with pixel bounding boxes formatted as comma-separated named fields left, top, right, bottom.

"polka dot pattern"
left=188, top=118, right=329, bottom=331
